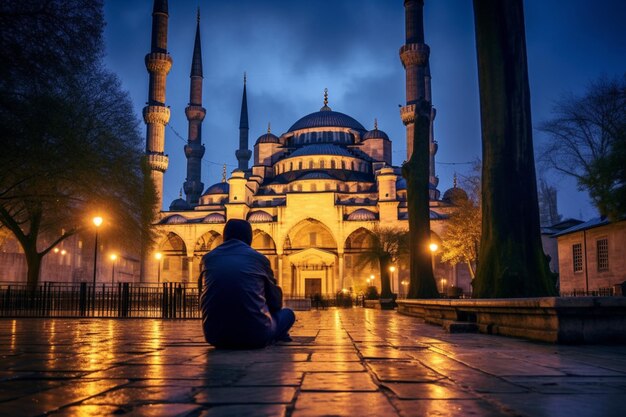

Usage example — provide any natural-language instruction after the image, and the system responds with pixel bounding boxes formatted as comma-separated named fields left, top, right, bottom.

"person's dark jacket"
left=200, top=239, right=282, bottom=348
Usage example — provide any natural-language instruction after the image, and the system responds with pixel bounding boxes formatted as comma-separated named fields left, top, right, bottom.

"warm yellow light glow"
left=341, top=288, right=348, bottom=293
left=370, top=274, right=375, bottom=280
left=93, top=216, right=103, bottom=227
left=389, top=266, right=396, bottom=272
left=401, top=280, right=408, bottom=286
left=155, top=252, right=163, bottom=260
left=429, top=242, right=439, bottom=252
left=60, top=249, right=67, bottom=255
left=53, top=248, right=59, bottom=253
left=110, top=254, right=117, bottom=261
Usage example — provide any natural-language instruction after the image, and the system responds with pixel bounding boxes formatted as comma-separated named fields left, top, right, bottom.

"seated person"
left=200, top=219, right=295, bottom=349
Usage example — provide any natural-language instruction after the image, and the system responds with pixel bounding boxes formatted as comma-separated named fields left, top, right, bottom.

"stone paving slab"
left=1, top=309, right=626, bottom=416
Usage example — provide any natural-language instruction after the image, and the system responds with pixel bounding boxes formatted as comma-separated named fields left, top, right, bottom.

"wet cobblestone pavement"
left=1, top=309, right=626, bottom=416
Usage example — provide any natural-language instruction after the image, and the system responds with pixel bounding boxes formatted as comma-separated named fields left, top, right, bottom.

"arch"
left=194, top=230, right=223, bottom=254
left=344, top=227, right=377, bottom=251
left=251, top=229, right=277, bottom=252
left=282, top=218, right=337, bottom=252
left=159, top=232, right=187, bottom=255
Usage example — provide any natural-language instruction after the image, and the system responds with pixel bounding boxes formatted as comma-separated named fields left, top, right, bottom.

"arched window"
left=331, top=160, right=336, bottom=169
left=341, top=161, right=345, bottom=170
left=309, top=160, right=314, bottom=169
left=320, top=160, right=325, bottom=169
left=289, top=162, right=293, bottom=171
left=299, top=161, right=303, bottom=170
left=311, top=183, right=317, bottom=192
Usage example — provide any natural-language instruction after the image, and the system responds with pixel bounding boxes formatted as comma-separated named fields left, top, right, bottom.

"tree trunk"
left=25, top=245, right=42, bottom=293
left=379, top=255, right=393, bottom=298
left=402, top=100, right=439, bottom=299
left=472, top=0, right=555, bottom=298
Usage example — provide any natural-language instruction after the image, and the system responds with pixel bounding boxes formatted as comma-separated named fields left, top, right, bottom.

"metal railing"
left=0, top=282, right=200, bottom=318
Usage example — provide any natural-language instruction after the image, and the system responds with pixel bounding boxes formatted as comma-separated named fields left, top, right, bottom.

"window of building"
left=597, top=238, right=609, bottom=271
left=309, top=232, right=317, bottom=246
left=163, top=257, right=170, bottom=271
left=572, top=243, right=583, bottom=273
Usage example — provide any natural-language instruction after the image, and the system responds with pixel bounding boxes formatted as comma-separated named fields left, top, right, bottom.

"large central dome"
left=288, top=110, right=366, bottom=133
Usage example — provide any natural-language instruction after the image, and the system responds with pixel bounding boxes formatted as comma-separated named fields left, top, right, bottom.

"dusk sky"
left=102, top=0, right=625, bottom=218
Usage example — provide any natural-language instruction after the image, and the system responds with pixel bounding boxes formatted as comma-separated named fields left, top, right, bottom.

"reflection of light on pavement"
left=149, top=320, right=163, bottom=379
left=10, top=320, right=16, bottom=351
left=49, top=320, right=56, bottom=353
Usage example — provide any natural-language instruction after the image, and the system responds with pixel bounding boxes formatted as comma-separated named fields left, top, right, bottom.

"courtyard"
left=1, top=309, right=625, bottom=417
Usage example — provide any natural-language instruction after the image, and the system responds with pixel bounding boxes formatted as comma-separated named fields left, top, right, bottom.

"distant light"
left=341, top=288, right=348, bottom=293
left=370, top=274, right=375, bottom=280
left=60, top=249, right=67, bottom=255
left=389, top=266, right=396, bottom=272
left=93, top=216, right=103, bottom=227
left=155, top=252, right=163, bottom=260
left=110, top=254, right=118, bottom=261
left=429, top=243, right=438, bottom=252
left=53, top=248, right=59, bottom=253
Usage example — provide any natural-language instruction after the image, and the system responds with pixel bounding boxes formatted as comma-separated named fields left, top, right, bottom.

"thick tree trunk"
left=25, top=246, right=42, bottom=293
left=472, top=0, right=555, bottom=297
left=379, top=255, right=393, bottom=298
left=402, top=101, right=439, bottom=299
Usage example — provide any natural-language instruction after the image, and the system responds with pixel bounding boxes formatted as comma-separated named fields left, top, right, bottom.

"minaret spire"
left=183, top=9, right=206, bottom=206
left=144, top=0, right=172, bottom=210
left=235, top=73, right=251, bottom=171
left=399, top=0, right=438, bottom=192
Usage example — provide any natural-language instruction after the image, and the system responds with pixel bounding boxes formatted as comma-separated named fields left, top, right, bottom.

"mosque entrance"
left=304, top=278, right=322, bottom=298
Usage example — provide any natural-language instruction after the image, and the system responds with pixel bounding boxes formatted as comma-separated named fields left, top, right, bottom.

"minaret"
left=183, top=9, right=206, bottom=206
left=143, top=0, right=172, bottom=210
left=400, top=0, right=437, bottom=189
left=235, top=74, right=251, bottom=171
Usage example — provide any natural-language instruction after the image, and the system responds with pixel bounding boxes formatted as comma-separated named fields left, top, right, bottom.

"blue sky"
left=103, top=0, right=625, bottom=218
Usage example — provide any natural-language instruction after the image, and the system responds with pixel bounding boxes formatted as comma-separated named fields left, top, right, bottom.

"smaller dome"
left=362, top=128, right=389, bottom=141
left=256, top=132, right=280, bottom=144
left=161, top=214, right=188, bottom=225
left=248, top=210, right=273, bottom=223
left=169, top=198, right=190, bottom=211
left=203, top=182, right=229, bottom=196
left=442, top=187, right=468, bottom=204
left=202, top=213, right=226, bottom=224
left=347, top=208, right=377, bottom=221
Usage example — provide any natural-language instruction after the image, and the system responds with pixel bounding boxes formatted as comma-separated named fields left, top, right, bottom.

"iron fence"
left=0, top=282, right=200, bottom=318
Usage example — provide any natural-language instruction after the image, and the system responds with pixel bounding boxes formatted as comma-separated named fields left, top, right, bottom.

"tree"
left=0, top=0, right=156, bottom=290
left=440, top=170, right=481, bottom=279
left=402, top=101, right=440, bottom=299
left=472, top=0, right=555, bottom=298
left=539, top=75, right=626, bottom=220
left=355, top=227, right=408, bottom=299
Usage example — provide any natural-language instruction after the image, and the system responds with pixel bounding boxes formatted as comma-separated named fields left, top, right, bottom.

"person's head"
left=223, top=219, right=253, bottom=245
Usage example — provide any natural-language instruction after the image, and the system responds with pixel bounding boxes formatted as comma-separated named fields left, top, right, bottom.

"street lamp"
left=401, top=280, right=409, bottom=298
left=389, top=266, right=396, bottom=293
left=110, top=253, right=118, bottom=284
left=92, top=216, right=103, bottom=313
left=155, top=252, right=163, bottom=285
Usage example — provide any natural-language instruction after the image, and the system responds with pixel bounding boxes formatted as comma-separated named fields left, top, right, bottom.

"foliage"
left=441, top=198, right=481, bottom=279
left=365, top=286, right=379, bottom=300
left=441, top=163, right=481, bottom=278
left=0, top=0, right=156, bottom=290
left=539, top=75, right=626, bottom=220
left=354, top=226, right=408, bottom=298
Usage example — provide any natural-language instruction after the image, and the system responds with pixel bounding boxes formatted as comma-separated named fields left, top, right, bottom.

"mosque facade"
left=146, top=0, right=469, bottom=297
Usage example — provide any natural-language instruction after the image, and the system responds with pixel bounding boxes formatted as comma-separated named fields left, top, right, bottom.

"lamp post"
left=92, top=216, right=103, bottom=313
left=155, top=252, right=163, bottom=285
left=110, top=253, right=117, bottom=284
left=389, top=266, right=396, bottom=293
left=429, top=242, right=439, bottom=294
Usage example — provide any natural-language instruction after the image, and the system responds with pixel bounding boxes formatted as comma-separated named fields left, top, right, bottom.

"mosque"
left=144, top=0, right=470, bottom=297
